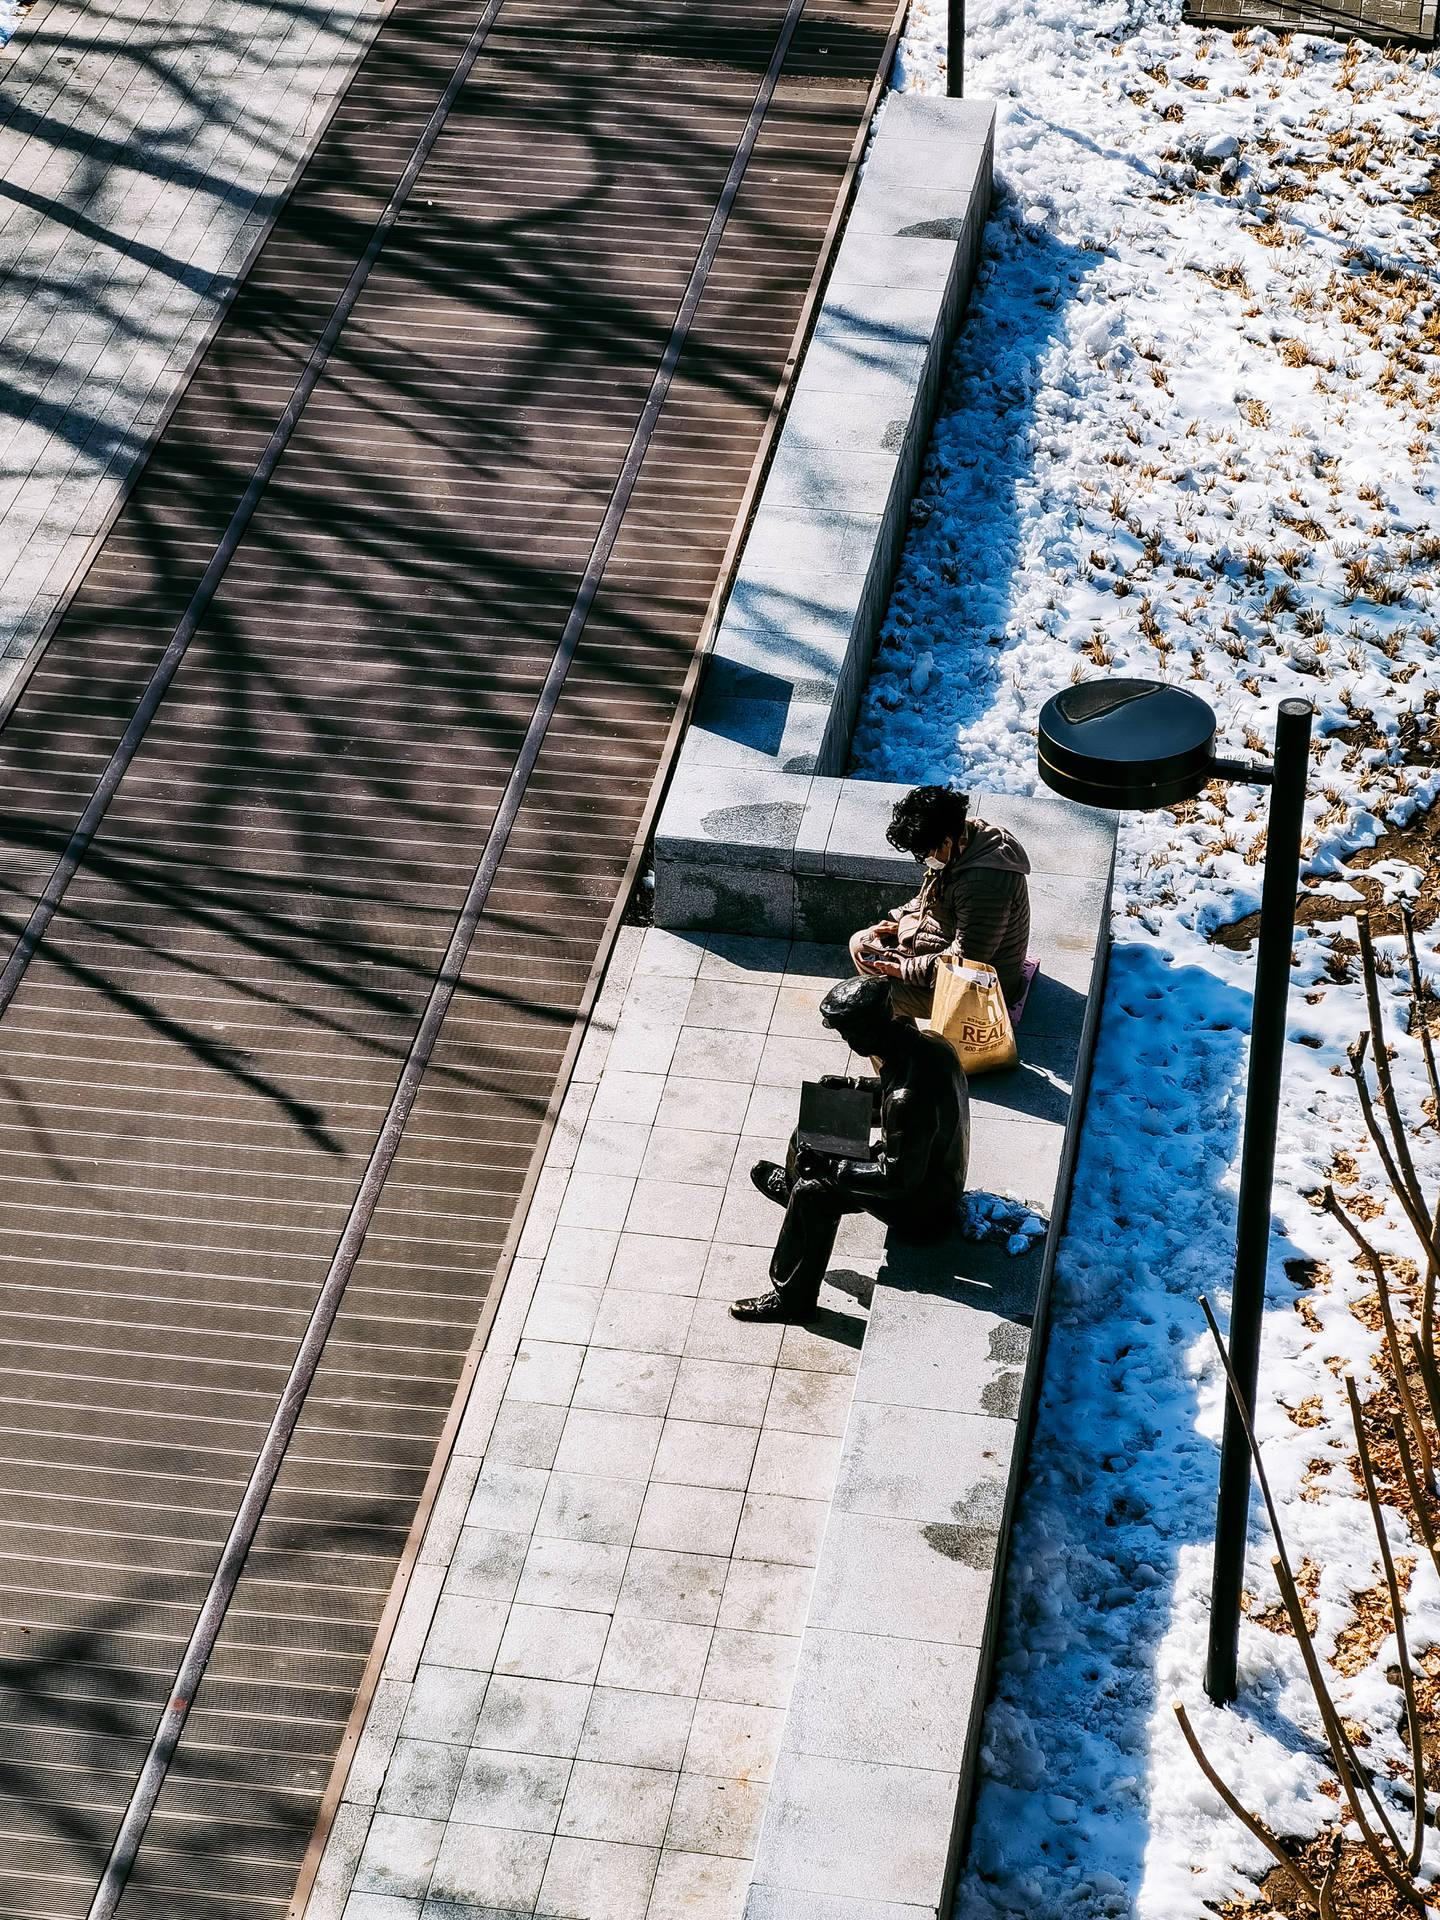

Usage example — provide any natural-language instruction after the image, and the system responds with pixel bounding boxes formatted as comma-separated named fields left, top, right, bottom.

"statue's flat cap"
left=819, top=976, right=892, bottom=1027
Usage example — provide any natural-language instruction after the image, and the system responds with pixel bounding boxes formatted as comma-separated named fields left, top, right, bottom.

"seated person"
left=731, top=976, right=969, bottom=1324
left=850, top=785, right=1031, bottom=1017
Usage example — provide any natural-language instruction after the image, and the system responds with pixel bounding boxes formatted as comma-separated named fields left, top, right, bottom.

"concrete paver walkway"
left=309, top=926, right=882, bottom=1920
left=0, top=0, right=383, bottom=681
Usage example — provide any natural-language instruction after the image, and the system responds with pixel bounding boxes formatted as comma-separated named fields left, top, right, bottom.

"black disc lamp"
left=1038, top=677, right=1265, bottom=809
left=1037, top=678, right=1314, bottom=1706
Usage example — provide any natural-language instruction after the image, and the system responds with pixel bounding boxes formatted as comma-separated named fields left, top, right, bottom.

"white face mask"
left=924, top=854, right=946, bottom=871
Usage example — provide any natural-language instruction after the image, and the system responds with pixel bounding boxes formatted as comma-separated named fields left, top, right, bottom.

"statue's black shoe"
left=729, top=1290, right=816, bottom=1323
left=749, top=1160, right=789, bottom=1205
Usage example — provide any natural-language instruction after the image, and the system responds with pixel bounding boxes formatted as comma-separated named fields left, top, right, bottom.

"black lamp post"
left=948, top=0, right=964, bottom=97
left=1036, top=679, right=1313, bottom=1705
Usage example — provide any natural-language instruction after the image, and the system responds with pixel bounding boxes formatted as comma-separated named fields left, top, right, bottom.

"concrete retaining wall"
left=676, top=93, right=995, bottom=790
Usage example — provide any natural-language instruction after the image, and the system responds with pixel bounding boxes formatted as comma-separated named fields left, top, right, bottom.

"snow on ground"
left=858, top=2, right=1440, bottom=1914
left=0, top=3, right=21, bottom=48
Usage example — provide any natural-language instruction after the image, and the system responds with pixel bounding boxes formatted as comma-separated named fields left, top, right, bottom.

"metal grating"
left=0, top=0, right=895, bottom=1913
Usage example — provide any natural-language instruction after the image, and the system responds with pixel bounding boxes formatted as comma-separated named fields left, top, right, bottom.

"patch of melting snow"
left=858, top=0, right=1440, bottom=1913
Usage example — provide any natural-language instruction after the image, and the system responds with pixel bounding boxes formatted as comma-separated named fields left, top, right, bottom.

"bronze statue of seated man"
left=731, top=975, right=970, bottom=1325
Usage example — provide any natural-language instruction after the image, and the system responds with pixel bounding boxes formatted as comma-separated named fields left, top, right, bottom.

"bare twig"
left=1200, top=1298, right=1304, bottom=1591
left=1401, top=906, right=1440, bottom=1364
left=1319, top=1861, right=1344, bottom=1920
left=1401, top=904, right=1440, bottom=1133
left=1347, top=1375, right=1427, bottom=1871
left=1199, top=1298, right=1412, bottom=1861
left=1173, top=1702, right=1323, bottom=1910
left=1348, top=1035, right=1440, bottom=1275
left=1324, top=1185, right=1435, bottom=1492
left=1393, top=1413, right=1440, bottom=1590
left=1412, top=1331, right=1440, bottom=1443
left=1358, top=909, right=1431, bottom=1222
left=1272, top=1552, right=1420, bottom=1902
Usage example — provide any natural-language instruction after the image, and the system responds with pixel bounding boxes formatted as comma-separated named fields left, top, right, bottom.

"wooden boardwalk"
left=0, top=0, right=899, bottom=1910
left=1184, top=0, right=1435, bottom=47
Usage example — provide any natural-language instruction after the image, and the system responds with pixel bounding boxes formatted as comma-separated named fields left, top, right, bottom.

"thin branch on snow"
left=1271, top=1552, right=1422, bottom=1907
left=1347, top=1036, right=1440, bottom=1281
left=1172, top=1701, right=1324, bottom=1911
left=1323, top=1184, right=1435, bottom=1495
left=1400, top=902, right=1440, bottom=1364
left=1346, top=1373, right=1427, bottom=1873
left=1358, top=911, right=1432, bottom=1228
left=1198, top=1296, right=1414, bottom=1871
left=1391, top=1412, right=1440, bottom=1594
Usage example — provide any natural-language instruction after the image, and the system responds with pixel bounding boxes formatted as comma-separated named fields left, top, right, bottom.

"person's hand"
left=859, top=950, right=902, bottom=977
left=872, top=920, right=900, bottom=946
left=794, top=1144, right=831, bottom=1181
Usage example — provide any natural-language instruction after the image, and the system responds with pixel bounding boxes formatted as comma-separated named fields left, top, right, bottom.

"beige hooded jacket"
left=890, top=819, right=1032, bottom=1002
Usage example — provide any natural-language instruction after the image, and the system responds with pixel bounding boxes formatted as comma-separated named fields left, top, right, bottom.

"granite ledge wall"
left=678, top=92, right=996, bottom=792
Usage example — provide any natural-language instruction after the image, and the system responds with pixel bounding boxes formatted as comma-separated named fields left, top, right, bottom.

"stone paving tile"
left=666, top=1774, right=767, bottom=1858
left=685, top=979, right=779, bottom=1033
left=401, top=1669, right=489, bottom=1750
left=452, top=1750, right=570, bottom=1833
left=634, top=1481, right=745, bottom=1558
left=576, top=1121, right=652, bottom=1178
left=429, top=1823, right=550, bottom=1909
left=763, top=1370, right=854, bottom=1438
left=541, top=1224, right=619, bottom=1287
left=750, top=1752, right=959, bottom=1909
left=536, top=1473, right=646, bottom=1548
left=749, top=1431, right=844, bottom=1502
left=654, top=1076, right=752, bottom=1134
left=495, top=1604, right=611, bottom=1685
left=538, top=1834, right=660, bottom=1920
left=377, top=1741, right=467, bottom=1823
left=320, top=931, right=869, bottom=1917
left=558, top=1761, right=678, bottom=1846
left=473, top=1677, right=592, bottom=1759
left=598, top=1615, right=712, bottom=1697
left=653, top=1418, right=759, bottom=1492
left=555, top=1409, right=664, bottom=1482
left=716, top=1562, right=815, bottom=1639
left=639, top=1126, right=739, bottom=1187
left=580, top=1687, right=697, bottom=1771
left=573, top=1347, right=680, bottom=1418
left=668, top=1357, right=774, bottom=1428
left=615, top=1548, right=729, bottom=1628
left=609, top=1232, right=709, bottom=1296
left=683, top=1702, right=787, bottom=1783
left=782, top=1629, right=982, bottom=1772
left=648, top=1849, right=751, bottom=1920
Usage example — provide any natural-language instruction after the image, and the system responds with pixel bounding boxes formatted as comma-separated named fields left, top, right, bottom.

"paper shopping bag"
left=930, top=954, right=1019, bottom=1077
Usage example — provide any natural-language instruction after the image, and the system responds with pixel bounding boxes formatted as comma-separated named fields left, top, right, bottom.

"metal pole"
left=1205, top=696, right=1313, bottom=1704
left=947, top=0, right=963, bottom=95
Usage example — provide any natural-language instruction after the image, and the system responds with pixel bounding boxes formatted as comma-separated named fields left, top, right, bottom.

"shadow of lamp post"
left=1035, top=678, right=1313, bottom=1705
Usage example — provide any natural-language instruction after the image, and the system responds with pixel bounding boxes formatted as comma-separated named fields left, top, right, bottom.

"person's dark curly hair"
left=885, top=785, right=971, bottom=859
